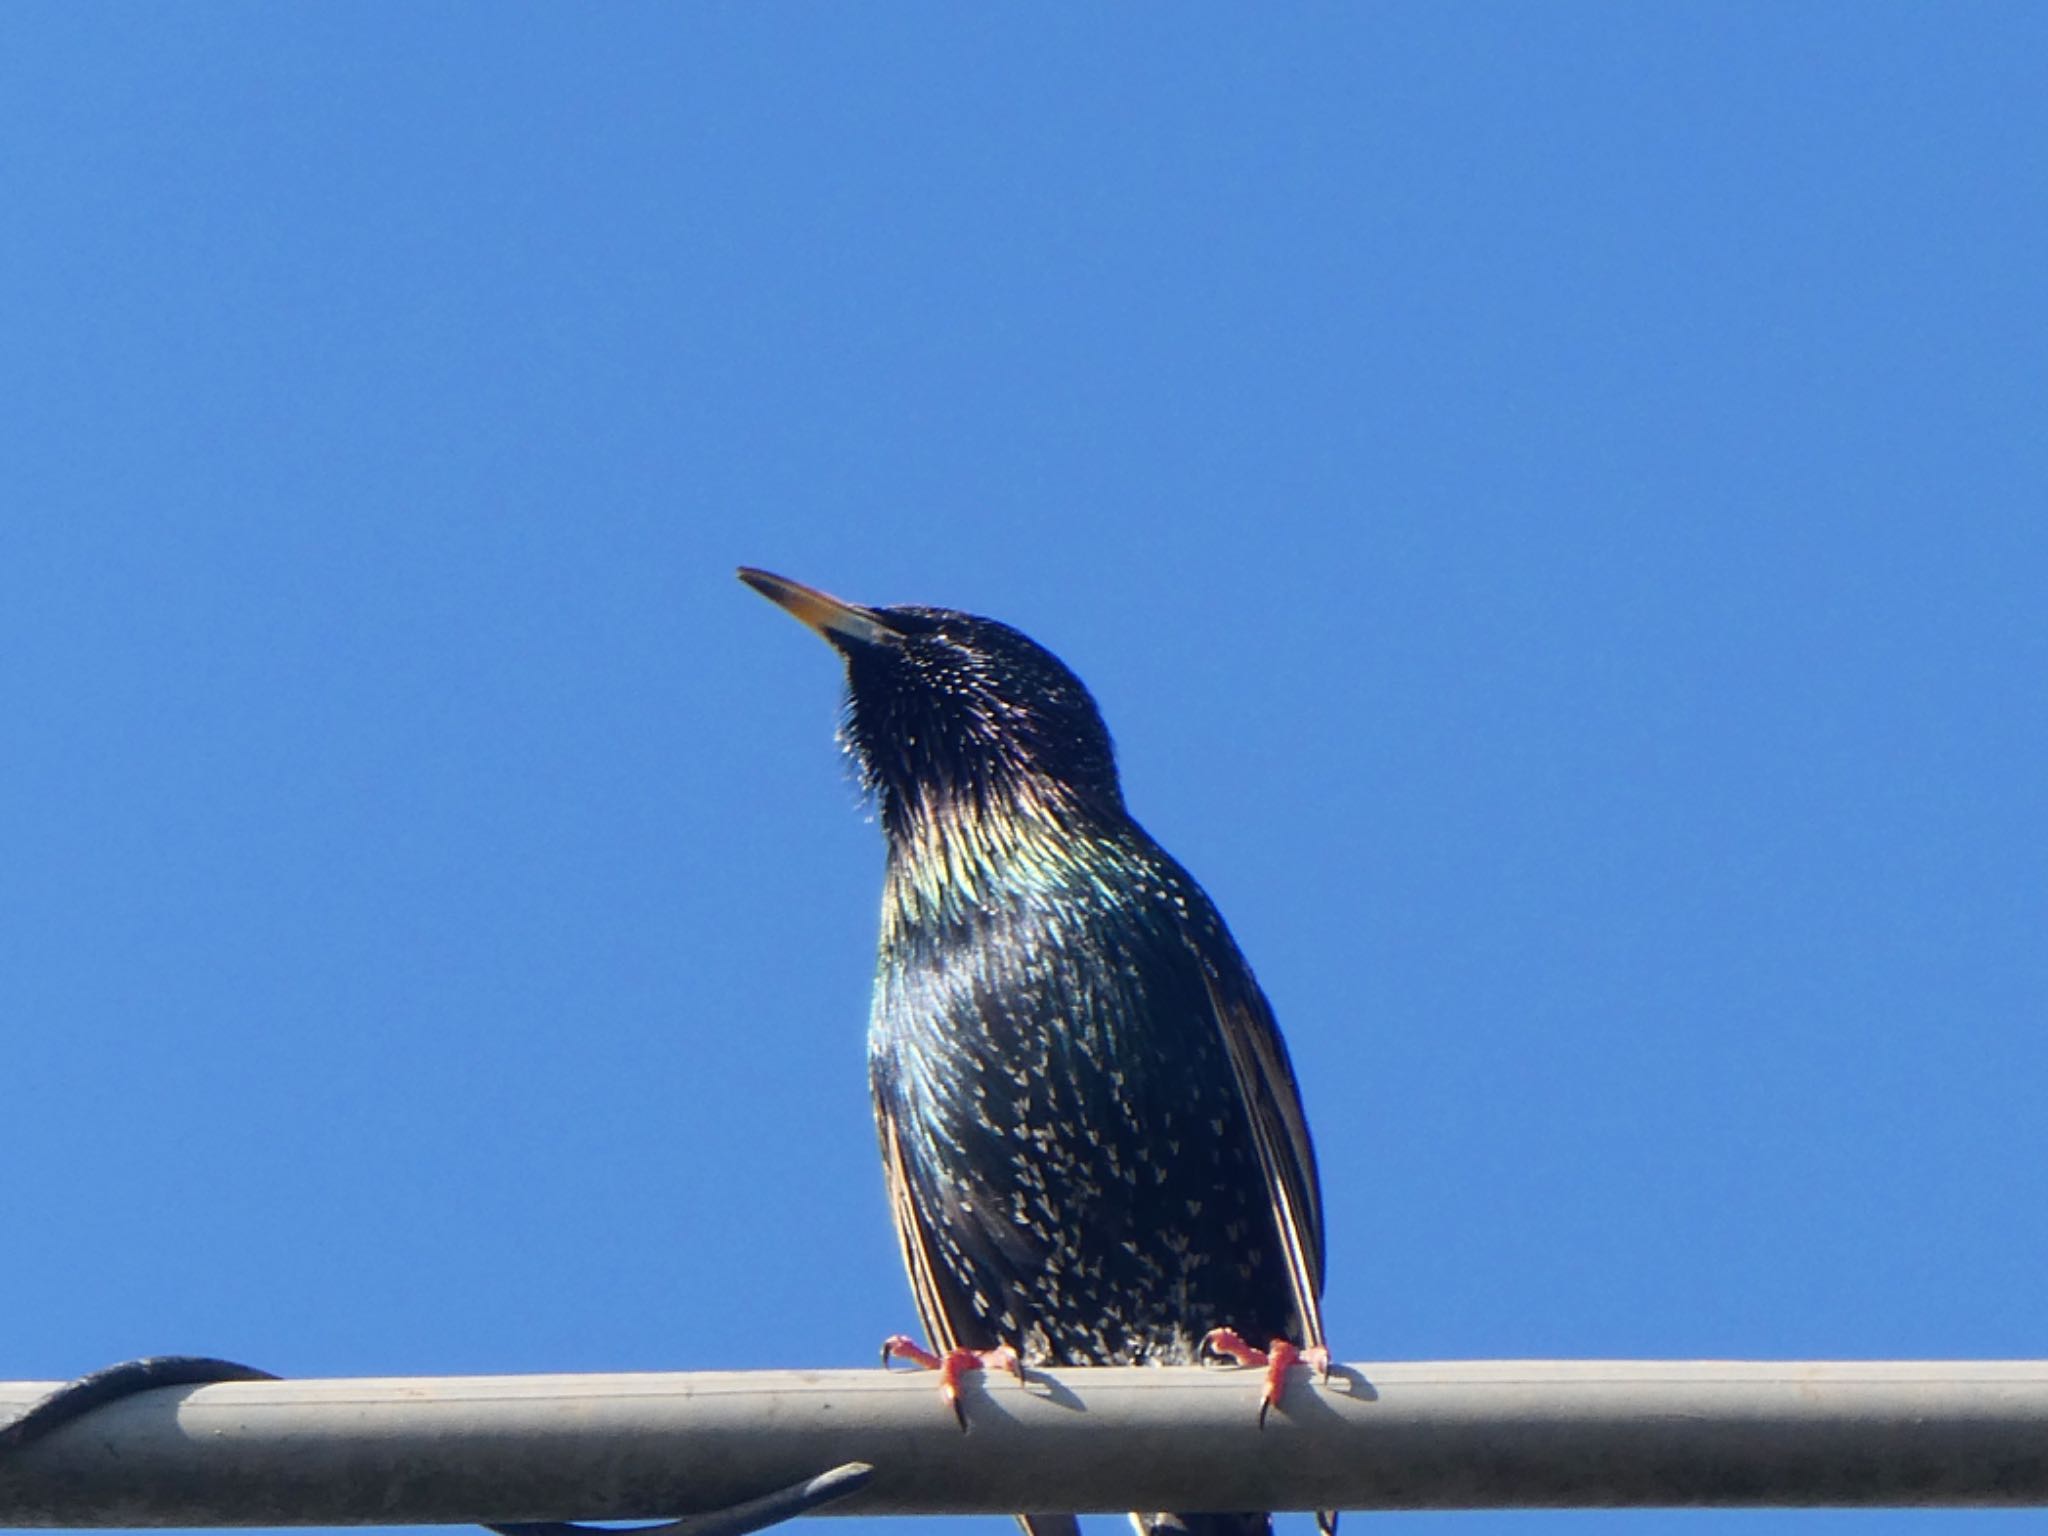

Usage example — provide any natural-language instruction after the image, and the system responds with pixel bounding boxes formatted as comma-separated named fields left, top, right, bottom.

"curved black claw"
left=487, top=1462, right=875, bottom=1536
left=0, top=1356, right=278, bottom=1453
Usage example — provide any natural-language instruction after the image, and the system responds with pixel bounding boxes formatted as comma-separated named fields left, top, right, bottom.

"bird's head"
left=740, top=568, right=1125, bottom=842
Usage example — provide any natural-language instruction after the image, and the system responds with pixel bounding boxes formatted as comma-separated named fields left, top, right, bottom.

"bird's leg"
left=1200, top=1327, right=1331, bottom=1427
left=880, top=1335, right=1022, bottom=1429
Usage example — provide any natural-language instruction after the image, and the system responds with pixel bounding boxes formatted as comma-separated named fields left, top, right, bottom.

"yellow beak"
left=738, top=567, right=897, bottom=647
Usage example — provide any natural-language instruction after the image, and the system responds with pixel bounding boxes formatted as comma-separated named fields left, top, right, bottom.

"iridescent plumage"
left=742, top=571, right=1328, bottom=1536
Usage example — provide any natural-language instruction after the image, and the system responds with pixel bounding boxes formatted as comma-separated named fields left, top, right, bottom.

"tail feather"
left=1133, top=1515, right=1269, bottom=1536
left=1135, top=1513, right=1339, bottom=1535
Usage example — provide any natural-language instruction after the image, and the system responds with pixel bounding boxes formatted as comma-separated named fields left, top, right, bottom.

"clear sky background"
left=3, top=7, right=2044, bottom=1536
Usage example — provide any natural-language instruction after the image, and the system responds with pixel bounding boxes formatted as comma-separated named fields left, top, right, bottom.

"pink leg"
left=882, top=1335, right=1022, bottom=1428
left=1201, top=1328, right=1331, bottom=1427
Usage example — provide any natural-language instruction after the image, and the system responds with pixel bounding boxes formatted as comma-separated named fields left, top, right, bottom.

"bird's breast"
left=868, top=855, right=1289, bottom=1364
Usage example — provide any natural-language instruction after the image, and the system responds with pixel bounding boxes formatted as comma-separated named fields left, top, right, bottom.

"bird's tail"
left=1133, top=1514, right=1339, bottom=1536
left=1132, top=1514, right=1270, bottom=1536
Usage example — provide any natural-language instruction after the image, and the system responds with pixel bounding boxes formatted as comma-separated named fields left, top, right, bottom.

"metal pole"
left=3, top=1360, right=2046, bottom=1527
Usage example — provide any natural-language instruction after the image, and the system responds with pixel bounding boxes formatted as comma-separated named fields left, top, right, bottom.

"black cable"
left=0, top=1355, right=872, bottom=1536
left=0, top=1357, right=280, bottom=1452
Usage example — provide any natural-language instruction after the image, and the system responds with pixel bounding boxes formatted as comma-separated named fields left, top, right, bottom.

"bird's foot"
left=880, top=1335, right=1022, bottom=1429
left=1200, top=1327, right=1330, bottom=1427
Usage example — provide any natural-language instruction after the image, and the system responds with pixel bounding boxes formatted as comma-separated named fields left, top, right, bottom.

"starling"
left=741, top=569, right=1329, bottom=1536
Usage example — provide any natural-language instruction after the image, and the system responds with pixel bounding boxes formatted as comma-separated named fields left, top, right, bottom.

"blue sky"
left=3, top=6, right=2044, bottom=1535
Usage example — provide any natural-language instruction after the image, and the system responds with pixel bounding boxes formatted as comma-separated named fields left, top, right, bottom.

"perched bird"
left=740, top=569, right=1329, bottom=1536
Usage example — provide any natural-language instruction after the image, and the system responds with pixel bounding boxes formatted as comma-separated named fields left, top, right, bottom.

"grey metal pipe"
left=3, top=1360, right=2046, bottom=1526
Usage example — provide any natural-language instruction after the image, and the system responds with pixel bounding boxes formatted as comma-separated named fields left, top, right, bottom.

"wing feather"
left=877, top=1099, right=962, bottom=1353
left=1199, top=962, right=1327, bottom=1350
left=879, top=1099, right=1081, bottom=1536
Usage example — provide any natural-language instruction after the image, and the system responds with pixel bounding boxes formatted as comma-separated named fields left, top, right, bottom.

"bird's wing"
left=882, top=1104, right=1081, bottom=1536
left=878, top=1098, right=964, bottom=1354
left=1200, top=960, right=1328, bottom=1350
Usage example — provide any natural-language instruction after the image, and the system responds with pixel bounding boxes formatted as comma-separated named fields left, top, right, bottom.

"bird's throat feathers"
left=869, top=760, right=1114, bottom=933
left=816, top=597, right=1135, bottom=929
